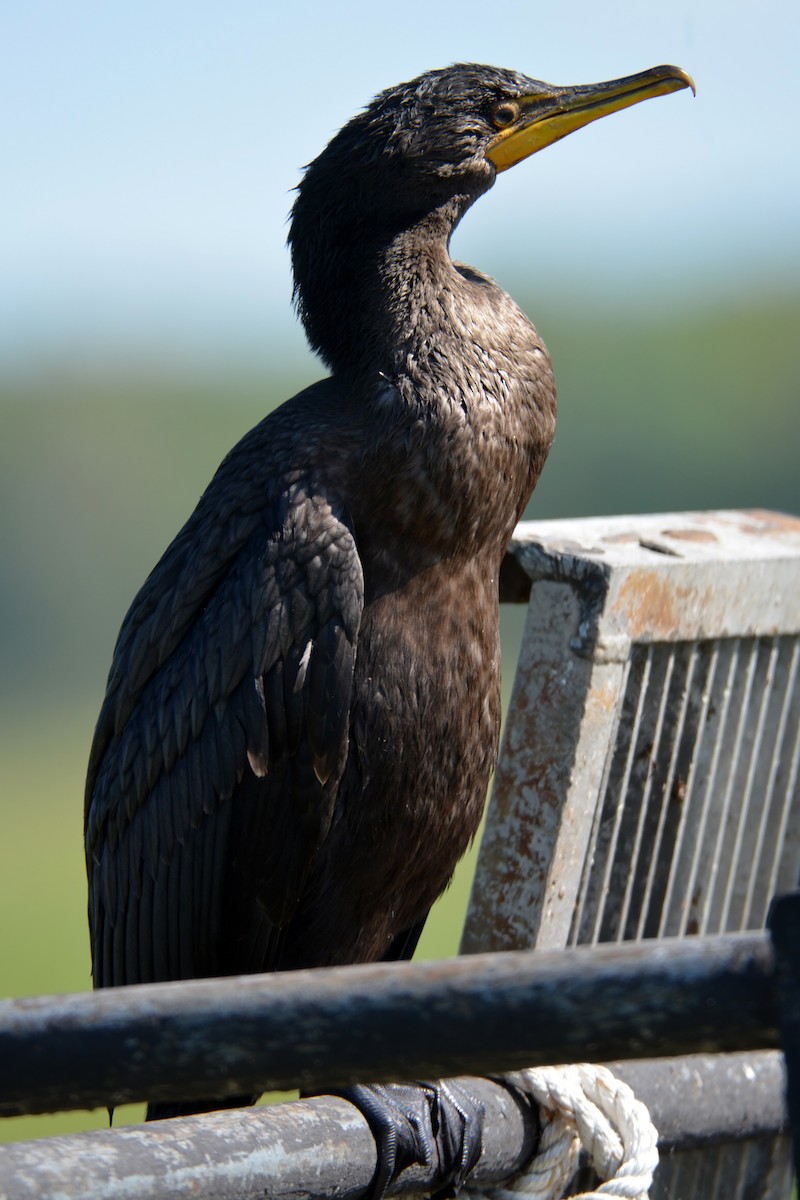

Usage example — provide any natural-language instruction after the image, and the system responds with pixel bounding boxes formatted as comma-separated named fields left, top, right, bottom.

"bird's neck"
left=293, top=194, right=476, bottom=380
left=293, top=190, right=556, bottom=571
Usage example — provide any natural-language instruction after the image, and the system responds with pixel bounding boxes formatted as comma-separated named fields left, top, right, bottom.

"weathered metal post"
left=471, top=510, right=800, bottom=1198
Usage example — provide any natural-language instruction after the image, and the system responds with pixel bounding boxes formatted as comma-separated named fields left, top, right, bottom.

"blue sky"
left=3, top=0, right=798, bottom=364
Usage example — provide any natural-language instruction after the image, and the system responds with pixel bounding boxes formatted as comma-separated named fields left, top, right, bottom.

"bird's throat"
left=291, top=193, right=479, bottom=381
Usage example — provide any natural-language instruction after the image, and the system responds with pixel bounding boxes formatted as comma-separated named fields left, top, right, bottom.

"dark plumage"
left=85, top=62, right=693, bottom=1119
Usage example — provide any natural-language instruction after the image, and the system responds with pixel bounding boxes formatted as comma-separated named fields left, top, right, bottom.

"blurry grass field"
left=0, top=290, right=797, bottom=1144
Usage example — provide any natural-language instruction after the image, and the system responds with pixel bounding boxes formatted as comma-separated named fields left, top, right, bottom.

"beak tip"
left=665, top=64, right=696, bottom=97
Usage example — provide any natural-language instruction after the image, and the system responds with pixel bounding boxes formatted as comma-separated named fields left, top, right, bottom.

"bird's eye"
left=491, top=101, right=520, bottom=129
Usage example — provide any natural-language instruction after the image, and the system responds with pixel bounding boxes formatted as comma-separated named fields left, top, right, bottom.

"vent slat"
left=742, top=638, right=799, bottom=925
left=578, top=646, right=653, bottom=945
left=616, top=645, right=678, bottom=942
left=636, top=643, right=700, bottom=939
left=572, top=634, right=800, bottom=948
left=703, top=639, right=760, bottom=932
left=719, top=640, right=782, bottom=930
left=658, top=639, right=724, bottom=937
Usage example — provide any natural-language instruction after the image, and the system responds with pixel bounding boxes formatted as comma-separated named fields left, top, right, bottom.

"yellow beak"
left=487, top=64, right=695, bottom=172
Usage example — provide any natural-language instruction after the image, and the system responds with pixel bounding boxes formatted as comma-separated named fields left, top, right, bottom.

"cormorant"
left=85, top=62, right=693, bottom=1131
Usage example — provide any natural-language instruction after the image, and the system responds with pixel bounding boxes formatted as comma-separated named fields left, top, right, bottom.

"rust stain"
left=661, top=528, right=718, bottom=543
left=617, top=570, right=714, bottom=638
left=509, top=683, right=532, bottom=720
left=739, top=509, right=800, bottom=536
left=670, top=777, right=687, bottom=806
left=600, top=532, right=641, bottom=545
left=617, top=570, right=680, bottom=637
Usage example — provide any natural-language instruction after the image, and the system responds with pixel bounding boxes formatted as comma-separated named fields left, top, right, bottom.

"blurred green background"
left=1, top=0, right=798, bottom=1147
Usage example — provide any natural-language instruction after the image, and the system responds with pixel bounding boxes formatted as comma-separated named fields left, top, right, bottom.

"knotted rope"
left=468, top=1064, right=659, bottom=1200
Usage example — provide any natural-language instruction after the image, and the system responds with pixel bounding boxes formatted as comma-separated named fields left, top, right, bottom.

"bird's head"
left=292, top=62, right=693, bottom=222
left=289, top=62, right=694, bottom=370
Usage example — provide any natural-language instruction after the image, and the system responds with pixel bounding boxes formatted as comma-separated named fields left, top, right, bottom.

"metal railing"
left=0, top=923, right=795, bottom=1198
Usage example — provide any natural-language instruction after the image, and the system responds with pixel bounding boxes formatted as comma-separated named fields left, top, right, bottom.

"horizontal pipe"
left=0, top=932, right=778, bottom=1117
left=0, top=1079, right=538, bottom=1200
left=611, top=1050, right=788, bottom=1147
left=0, top=1053, right=787, bottom=1200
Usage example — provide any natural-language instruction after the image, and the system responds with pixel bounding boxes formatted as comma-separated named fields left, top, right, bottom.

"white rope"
left=467, top=1064, right=659, bottom=1200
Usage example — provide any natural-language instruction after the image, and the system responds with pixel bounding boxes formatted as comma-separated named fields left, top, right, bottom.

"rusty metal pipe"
left=0, top=1079, right=538, bottom=1200
left=0, top=1055, right=788, bottom=1199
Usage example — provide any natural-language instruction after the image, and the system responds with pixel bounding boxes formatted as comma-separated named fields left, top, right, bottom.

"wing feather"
left=137, top=865, right=154, bottom=983
left=85, top=473, right=363, bottom=988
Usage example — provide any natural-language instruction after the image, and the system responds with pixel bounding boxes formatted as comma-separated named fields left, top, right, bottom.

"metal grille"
left=463, top=511, right=800, bottom=1200
left=650, top=1137, right=793, bottom=1200
left=572, top=635, right=800, bottom=946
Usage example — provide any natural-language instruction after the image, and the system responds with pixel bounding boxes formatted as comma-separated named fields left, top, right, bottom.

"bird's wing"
left=85, top=476, right=364, bottom=987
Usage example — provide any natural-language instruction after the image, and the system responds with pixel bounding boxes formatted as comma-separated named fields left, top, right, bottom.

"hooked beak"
left=487, top=64, right=695, bottom=172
